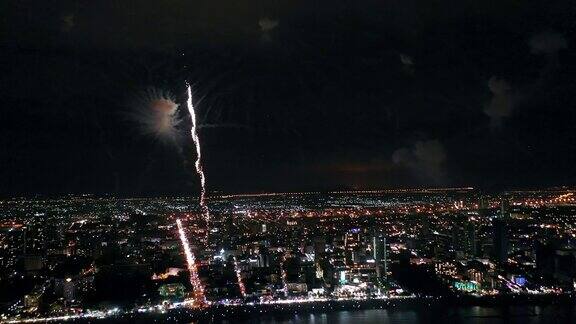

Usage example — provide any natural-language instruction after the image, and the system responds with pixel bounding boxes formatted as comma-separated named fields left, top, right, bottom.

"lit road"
left=176, top=218, right=206, bottom=304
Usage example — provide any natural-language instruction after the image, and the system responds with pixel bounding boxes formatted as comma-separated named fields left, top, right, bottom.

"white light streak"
left=186, top=83, right=209, bottom=221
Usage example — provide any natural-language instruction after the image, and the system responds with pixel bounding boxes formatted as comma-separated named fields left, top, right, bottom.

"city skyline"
left=1, top=189, right=576, bottom=322
left=2, top=1, right=576, bottom=323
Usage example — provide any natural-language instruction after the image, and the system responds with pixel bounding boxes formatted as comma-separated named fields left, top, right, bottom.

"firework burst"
left=129, top=87, right=182, bottom=142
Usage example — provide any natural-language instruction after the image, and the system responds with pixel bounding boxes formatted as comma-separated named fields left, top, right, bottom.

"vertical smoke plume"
left=392, top=139, right=447, bottom=183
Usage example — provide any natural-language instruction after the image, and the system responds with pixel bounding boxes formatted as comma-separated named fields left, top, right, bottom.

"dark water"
left=225, top=304, right=576, bottom=324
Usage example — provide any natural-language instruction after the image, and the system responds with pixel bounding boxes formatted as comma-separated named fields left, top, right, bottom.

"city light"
left=232, top=256, right=246, bottom=298
left=2, top=189, right=576, bottom=322
left=176, top=218, right=206, bottom=305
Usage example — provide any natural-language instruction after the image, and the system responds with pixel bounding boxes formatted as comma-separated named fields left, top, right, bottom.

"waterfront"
left=227, top=304, right=576, bottom=324
left=86, top=296, right=576, bottom=323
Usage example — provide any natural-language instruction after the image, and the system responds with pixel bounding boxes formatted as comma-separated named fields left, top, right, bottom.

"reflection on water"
left=224, top=304, right=576, bottom=324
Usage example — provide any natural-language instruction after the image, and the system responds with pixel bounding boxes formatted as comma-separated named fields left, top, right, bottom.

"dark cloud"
left=392, top=140, right=447, bottom=183
left=399, top=53, right=415, bottom=75
left=485, top=76, right=516, bottom=128
left=61, top=13, right=75, bottom=32
left=399, top=54, right=413, bottom=66
left=259, top=17, right=279, bottom=32
left=258, top=17, right=279, bottom=42
left=529, top=31, right=568, bottom=55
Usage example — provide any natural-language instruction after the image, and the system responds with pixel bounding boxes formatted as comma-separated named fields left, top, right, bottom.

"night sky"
left=2, top=0, right=575, bottom=196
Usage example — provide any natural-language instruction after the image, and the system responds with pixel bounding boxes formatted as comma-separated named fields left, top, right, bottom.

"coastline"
left=105, top=294, right=576, bottom=323
left=5, top=293, right=576, bottom=323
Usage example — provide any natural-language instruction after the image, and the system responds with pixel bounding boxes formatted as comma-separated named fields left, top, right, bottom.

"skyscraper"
left=372, top=234, right=387, bottom=279
left=466, top=220, right=478, bottom=257
left=493, top=198, right=509, bottom=264
left=500, top=199, right=510, bottom=217
left=478, top=195, right=489, bottom=217
left=313, top=236, right=326, bottom=262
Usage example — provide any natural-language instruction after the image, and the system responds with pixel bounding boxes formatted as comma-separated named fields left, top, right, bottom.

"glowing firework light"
left=186, top=84, right=246, bottom=297
left=186, top=83, right=209, bottom=221
left=129, top=88, right=181, bottom=143
left=176, top=219, right=206, bottom=304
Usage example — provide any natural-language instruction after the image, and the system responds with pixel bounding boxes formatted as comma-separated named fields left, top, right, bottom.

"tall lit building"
left=207, top=213, right=224, bottom=253
left=493, top=198, right=509, bottom=264
left=344, top=230, right=360, bottom=265
left=500, top=199, right=510, bottom=217
left=478, top=195, right=488, bottom=210
left=372, top=234, right=387, bottom=279
left=313, top=236, right=326, bottom=262
left=466, top=220, right=477, bottom=257
left=478, top=195, right=489, bottom=217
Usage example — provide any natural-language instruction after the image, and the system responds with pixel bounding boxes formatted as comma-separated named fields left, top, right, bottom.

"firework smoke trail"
left=186, top=83, right=209, bottom=221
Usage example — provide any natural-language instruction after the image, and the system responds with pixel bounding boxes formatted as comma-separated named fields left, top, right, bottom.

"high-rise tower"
left=372, top=234, right=388, bottom=279
left=492, top=198, right=509, bottom=264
